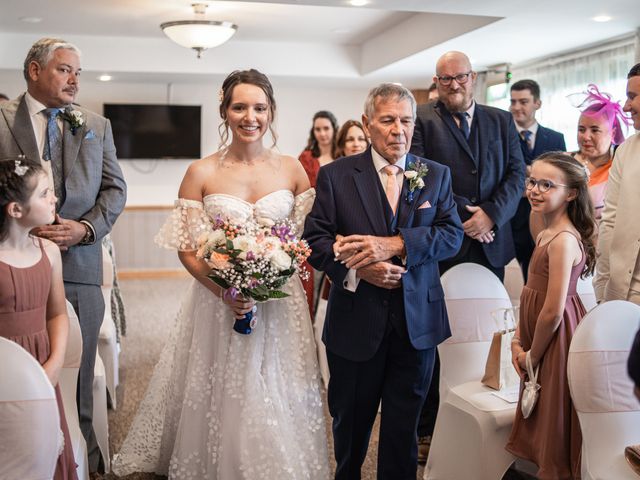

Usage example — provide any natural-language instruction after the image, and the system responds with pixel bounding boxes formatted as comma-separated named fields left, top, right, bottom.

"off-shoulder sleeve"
left=291, top=188, right=316, bottom=236
left=154, top=199, right=213, bottom=251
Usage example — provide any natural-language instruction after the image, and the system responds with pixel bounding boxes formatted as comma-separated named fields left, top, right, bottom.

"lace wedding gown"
left=112, top=189, right=329, bottom=479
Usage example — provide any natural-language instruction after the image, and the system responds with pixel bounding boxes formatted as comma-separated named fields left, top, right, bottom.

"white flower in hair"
left=14, top=160, right=28, bottom=176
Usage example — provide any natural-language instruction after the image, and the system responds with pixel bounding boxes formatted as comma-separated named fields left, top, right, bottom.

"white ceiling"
left=0, top=0, right=638, bottom=88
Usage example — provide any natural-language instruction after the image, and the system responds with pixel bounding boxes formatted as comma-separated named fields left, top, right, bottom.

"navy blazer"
left=303, top=149, right=463, bottom=361
left=532, top=124, right=566, bottom=159
left=410, top=101, right=526, bottom=268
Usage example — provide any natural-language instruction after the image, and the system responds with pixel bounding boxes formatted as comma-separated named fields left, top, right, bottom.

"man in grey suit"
left=0, top=38, right=126, bottom=472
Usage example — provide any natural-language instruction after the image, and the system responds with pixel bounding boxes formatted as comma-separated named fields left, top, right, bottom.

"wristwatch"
left=80, top=220, right=96, bottom=245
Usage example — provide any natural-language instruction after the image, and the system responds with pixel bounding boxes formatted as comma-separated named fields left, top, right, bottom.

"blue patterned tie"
left=521, top=130, right=533, bottom=153
left=42, top=108, right=64, bottom=205
left=455, top=112, right=470, bottom=140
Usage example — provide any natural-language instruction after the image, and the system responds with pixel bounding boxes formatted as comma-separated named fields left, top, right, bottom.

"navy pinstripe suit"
left=304, top=148, right=463, bottom=479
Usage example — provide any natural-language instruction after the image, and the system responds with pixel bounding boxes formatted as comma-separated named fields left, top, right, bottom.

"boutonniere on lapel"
left=403, top=160, right=429, bottom=203
left=59, top=109, right=84, bottom=135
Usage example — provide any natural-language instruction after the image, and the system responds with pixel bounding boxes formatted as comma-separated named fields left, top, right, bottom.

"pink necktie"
left=383, top=165, right=400, bottom=215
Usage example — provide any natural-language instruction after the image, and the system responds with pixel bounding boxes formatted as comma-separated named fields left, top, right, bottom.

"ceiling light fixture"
left=160, top=3, right=237, bottom=58
left=350, top=0, right=368, bottom=6
left=98, top=75, right=112, bottom=82
left=592, top=15, right=612, bottom=22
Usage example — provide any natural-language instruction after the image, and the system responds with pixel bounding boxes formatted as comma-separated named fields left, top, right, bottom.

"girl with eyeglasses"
left=506, top=152, right=596, bottom=479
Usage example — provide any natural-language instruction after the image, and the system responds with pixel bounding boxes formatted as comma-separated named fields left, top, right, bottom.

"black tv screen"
left=104, top=104, right=201, bottom=160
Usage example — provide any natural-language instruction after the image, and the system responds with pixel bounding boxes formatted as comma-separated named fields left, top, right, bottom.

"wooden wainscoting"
left=111, top=205, right=188, bottom=278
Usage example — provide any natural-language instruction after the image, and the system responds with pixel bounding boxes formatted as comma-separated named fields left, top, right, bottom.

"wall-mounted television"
left=103, top=104, right=201, bottom=160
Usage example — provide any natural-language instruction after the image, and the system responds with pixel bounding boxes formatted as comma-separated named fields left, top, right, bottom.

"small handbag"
left=520, top=351, right=541, bottom=419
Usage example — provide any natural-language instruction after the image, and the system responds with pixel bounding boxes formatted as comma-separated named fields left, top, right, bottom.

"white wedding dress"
left=112, top=189, right=329, bottom=479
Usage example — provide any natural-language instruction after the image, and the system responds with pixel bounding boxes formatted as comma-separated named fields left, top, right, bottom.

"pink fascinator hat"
left=568, top=84, right=632, bottom=145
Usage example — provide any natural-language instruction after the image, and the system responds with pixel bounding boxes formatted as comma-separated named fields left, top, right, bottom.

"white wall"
left=0, top=70, right=369, bottom=206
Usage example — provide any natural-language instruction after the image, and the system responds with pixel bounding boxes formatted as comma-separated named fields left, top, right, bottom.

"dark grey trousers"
left=65, top=282, right=104, bottom=472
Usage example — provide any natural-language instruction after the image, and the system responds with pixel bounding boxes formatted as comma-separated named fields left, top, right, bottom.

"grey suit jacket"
left=0, top=93, right=127, bottom=286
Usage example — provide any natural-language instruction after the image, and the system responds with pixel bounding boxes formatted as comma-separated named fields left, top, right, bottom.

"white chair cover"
left=504, top=258, right=524, bottom=307
left=425, top=263, right=517, bottom=480
left=93, top=353, right=110, bottom=472
left=99, top=243, right=119, bottom=409
left=0, top=337, right=61, bottom=480
left=313, top=297, right=330, bottom=389
left=576, top=274, right=597, bottom=312
left=59, top=300, right=89, bottom=480
left=568, top=300, right=640, bottom=480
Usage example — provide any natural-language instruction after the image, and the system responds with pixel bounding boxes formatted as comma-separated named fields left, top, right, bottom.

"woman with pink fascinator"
left=531, top=85, right=631, bottom=240
left=571, top=84, right=631, bottom=223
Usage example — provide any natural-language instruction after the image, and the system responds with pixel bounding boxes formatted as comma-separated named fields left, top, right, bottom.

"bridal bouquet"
left=196, top=215, right=311, bottom=334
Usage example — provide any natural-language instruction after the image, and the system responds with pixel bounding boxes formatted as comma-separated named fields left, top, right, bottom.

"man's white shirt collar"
left=371, top=147, right=407, bottom=172
left=516, top=121, right=539, bottom=135
left=24, top=91, right=49, bottom=118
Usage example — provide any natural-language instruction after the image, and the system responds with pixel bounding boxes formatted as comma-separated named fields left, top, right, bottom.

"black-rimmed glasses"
left=436, top=72, right=473, bottom=86
left=525, top=177, right=569, bottom=193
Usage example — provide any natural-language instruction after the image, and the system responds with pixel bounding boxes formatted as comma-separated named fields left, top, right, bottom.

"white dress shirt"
left=515, top=121, right=539, bottom=150
left=452, top=101, right=476, bottom=130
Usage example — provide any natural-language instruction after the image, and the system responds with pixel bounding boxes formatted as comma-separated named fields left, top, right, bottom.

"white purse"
left=520, top=351, right=541, bottom=419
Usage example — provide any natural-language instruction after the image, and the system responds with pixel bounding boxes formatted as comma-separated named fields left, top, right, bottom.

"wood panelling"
left=111, top=206, right=183, bottom=272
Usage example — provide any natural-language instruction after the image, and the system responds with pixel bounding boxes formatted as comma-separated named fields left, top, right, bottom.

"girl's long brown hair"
left=533, top=151, right=596, bottom=277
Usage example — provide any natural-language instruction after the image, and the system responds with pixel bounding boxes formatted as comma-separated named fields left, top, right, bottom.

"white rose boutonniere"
left=404, top=160, right=429, bottom=202
left=59, top=109, right=85, bottom=135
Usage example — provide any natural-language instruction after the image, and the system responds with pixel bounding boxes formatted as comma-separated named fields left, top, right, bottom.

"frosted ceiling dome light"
left=161, top=3, right=237, bottom=58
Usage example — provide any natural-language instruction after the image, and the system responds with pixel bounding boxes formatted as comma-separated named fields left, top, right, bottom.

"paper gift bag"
left=482, top=308, right=520, bottom=391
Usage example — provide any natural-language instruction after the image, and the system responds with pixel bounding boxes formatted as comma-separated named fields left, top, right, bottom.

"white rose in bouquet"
left=208, top=230, right=226, bottom=246
left=270, top=249, right=293, bottom=270
left=260, top=236, right=281, bottom=254
left=233, top=235, right=259, bottom=260
left=404, top=170, right=418, bottom=179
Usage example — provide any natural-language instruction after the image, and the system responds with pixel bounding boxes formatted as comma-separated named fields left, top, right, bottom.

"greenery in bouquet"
left=196, top=215, right=311, bottom=302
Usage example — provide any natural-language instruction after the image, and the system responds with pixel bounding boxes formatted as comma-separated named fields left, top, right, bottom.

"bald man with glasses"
left=410, top=50, right=525, bottom=461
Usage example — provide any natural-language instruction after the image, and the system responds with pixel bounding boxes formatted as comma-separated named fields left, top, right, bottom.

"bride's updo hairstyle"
left=218, top=69, right=278, bottom=148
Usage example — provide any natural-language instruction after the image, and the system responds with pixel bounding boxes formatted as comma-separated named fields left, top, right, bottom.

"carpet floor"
left=102, top=277, right=530, bottom=480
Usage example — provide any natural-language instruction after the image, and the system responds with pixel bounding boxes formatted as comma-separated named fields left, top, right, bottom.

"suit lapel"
left=62, top=107, right=84, bottom=179
left=2, top=95, right=40, bottom=163
left=475, top=105, right=492, bottom=167
left=435, top=102, right=475, bottom=163
left=532, top=126, right=547, bottom=157
left=353, top=149, right=389, bottom=236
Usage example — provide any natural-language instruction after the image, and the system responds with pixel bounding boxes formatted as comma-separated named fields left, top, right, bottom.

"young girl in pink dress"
left=506, top=152, right=596, bottom=479
left=0, top=159, right=77, bottom=480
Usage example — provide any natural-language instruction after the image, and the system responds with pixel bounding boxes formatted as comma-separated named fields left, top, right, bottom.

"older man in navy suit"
left=410, top=50, right=526, bottom=460
left=304, top=83, right=463, bottom=479
left=509, top=79, right=566, bottom=280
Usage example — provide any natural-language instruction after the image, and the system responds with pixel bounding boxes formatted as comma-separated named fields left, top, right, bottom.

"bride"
left=112, top=69, right=329, bottom=479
